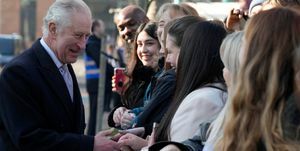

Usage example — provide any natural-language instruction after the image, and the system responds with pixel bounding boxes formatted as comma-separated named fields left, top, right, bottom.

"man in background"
left=85, top=19, right=105, bottom=136
left=115, top=5, right=149, bottom=63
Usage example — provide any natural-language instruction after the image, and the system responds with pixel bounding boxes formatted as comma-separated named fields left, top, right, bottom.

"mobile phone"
left=114, top=68, right=126, bottom=91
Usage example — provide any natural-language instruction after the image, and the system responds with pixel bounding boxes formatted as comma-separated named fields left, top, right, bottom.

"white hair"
left=42, top=0, right=91, bottom=36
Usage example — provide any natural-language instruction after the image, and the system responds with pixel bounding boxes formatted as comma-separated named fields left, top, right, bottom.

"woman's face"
left=165, top=34, right=180, bottom=69
left=157, top=10, right=173, bottom=44
left=136, top=31, right=160, bottom=69
left=157, top=10, right=184, bottom=56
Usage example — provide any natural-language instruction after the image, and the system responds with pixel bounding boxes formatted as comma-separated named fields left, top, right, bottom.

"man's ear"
left=48, top=22, right=57, bottom=37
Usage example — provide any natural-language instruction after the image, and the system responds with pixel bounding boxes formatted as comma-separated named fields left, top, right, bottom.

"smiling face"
left=136, top=31, right=160, bottom=69
left=165, top=34, right=180, bottom=69
left=157, top=9, right=185, bottom=56
left=157, top=12, right=173, bottom=57
left=157, top=11, right=173, bottom=42
left=49, top=11, right=92, bottom=64
left=117, top=14, right=140, bottom=43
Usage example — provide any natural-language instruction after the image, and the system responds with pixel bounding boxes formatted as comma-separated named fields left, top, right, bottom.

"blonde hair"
left=220, top=31, right=244, bottom=83
left=155, top=3, right=198, bottom=21
left=216, top=8, right=300, bottom=151
left=205, top=31, right=244, bottom=147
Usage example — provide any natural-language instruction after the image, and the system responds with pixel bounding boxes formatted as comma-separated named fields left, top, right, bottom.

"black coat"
left=0, top=40, right=94, bottom=151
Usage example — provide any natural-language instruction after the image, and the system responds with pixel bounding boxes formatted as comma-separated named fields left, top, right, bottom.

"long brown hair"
left=122, top=22, right=159, bottom=108
left=216, top=8, right=300, bottom=151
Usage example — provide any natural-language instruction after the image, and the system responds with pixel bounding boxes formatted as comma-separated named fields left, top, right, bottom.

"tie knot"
left=59, top=64, right=68, bottom=74
left=62, top=64, right=68, bottom=71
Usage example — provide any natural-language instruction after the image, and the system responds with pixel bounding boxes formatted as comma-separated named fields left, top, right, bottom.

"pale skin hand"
left=112, top=75, right=130, bottom=94
left=93, top=129, right=121, bottom=151
left=112, top=75, right=122, bottom=94
left=119, top=127, right=145, bottom=137
left=120, top=110, right=135, bottom=129
left=118, top=133, right=148, bottom=151
left=113, top=107, right=127, bottom=127
left=160, top=144, right=181, bottom=151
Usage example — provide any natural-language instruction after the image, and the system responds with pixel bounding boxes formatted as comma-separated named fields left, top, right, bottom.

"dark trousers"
left=86, top=79, right=98, bottom=136
left=87, top=91, right=97, bottom=136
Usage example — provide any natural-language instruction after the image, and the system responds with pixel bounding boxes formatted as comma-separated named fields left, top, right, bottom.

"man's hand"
left=93, top=129, right=120, bottom=151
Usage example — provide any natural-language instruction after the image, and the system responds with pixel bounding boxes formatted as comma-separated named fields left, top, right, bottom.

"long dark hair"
left=155, top=21, right=227, bottom=141
left=164, top=15, right=205, bottom=69
left=122, top=22, right=159, bottom=108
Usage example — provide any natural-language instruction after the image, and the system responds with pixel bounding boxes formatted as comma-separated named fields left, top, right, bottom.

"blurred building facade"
left=0, top=0, right=20, bottom=34
left=0, top=0, right=172, bottom=48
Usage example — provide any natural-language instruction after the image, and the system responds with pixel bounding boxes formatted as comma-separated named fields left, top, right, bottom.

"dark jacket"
left=135, top=69, right=176, bottom=137
left=85, top=35, right=101, bottom=68
left=0, top=40, right=93, bottom=151
left=85, top=35, right=101, bottom=93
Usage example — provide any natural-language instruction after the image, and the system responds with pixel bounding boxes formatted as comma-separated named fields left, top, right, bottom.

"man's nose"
left=77, top=38, right=87, bottom=50
left=123, top=27, right=133, bottom=35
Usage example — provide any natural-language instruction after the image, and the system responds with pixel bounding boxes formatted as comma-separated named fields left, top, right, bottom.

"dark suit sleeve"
left=0, top=65, right=94, bottom=151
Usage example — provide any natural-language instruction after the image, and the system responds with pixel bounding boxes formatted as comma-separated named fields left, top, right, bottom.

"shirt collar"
left=40, top=38, right=63, bottom=69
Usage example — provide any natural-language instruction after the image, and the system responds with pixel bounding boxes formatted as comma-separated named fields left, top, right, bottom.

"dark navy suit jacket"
left=0, top=40, right=94, bottom=151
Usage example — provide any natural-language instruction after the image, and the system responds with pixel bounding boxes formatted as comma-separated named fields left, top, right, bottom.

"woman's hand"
left=113, top=107, right=127, bottom=127
left=160, top=144, right=181, bottom=151
left=112, top=75, right=121, bottom=94
left=118, top=133, right=148, bottom=151
left=112, top=73, right=129, bottom=94
left=225, top=8, right=247, bottom=31
left=120, top=110, right=135, bottom=129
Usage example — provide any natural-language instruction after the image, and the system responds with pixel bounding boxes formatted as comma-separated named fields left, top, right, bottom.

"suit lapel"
left=32, top=40, right=74, bottom=120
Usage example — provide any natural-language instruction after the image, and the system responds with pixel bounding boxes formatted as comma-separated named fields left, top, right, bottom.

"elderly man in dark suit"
left=0, top=0, right=120, bottom=151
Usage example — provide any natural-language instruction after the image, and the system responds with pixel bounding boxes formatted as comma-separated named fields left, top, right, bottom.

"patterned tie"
left=59, top=64, right=73, bottom=101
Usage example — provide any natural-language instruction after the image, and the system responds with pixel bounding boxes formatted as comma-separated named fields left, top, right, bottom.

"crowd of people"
left=0, top=0, right=300, bottom=151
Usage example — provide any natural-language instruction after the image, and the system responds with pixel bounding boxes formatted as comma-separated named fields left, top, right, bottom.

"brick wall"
left=36, top=0, right=53, bottom=38
left=0, top=0, right=20, bottom=34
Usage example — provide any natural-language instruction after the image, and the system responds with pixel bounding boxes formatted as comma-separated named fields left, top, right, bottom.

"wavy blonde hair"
left=205, top=31, right=244, bottom=147
left=220, top=31, right=244, bottom=84
left=216, top=8, right=300, bottom=151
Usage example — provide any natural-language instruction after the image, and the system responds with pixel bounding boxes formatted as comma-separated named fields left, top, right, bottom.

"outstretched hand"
left=118, top=133, right=148, bottom=151
left=93, top=129, right=121, bottom=151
